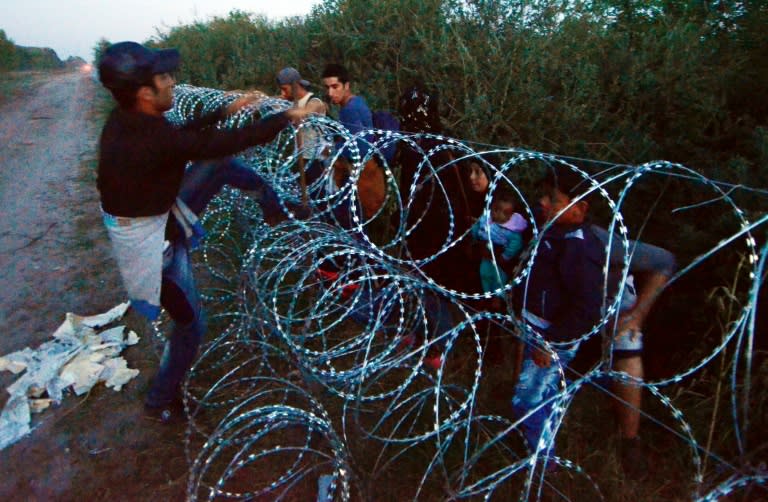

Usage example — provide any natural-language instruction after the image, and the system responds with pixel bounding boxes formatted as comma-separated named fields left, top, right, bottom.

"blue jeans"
left=511, top=344, right=578, bottom=450
left=177, top=157, right=282, bottom=220
left=145, top=239, right=205, bottom=407
left=146, top=157, right=280, bottom=407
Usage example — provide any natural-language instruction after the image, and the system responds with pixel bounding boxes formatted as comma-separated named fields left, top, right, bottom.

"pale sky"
left=0, top=0, right=321, bottom=61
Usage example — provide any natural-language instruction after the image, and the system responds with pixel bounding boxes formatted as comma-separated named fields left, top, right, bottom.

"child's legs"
left=512, top=356, right=555, bottom=447
left=478, top=259, right=508, bottom=363
left=611, top=292, right=645, bottom=439
left=479, top=258, right=508, bottom=295
left=348, top=282, right=400, bottom=334
left=511, top=345, right=577, bottom=449
left=611, top=328, right=644, bottom=439
left=421, top=292, right=453, bottom=352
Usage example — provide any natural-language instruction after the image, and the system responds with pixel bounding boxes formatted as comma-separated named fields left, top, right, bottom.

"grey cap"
left=276, top=67, right=310, bottom=88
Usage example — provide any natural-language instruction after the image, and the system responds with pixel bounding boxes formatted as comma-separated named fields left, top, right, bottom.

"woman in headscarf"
left=396, top=84, right=474, bottom=293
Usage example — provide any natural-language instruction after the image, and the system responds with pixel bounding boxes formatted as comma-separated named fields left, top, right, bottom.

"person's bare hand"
left=225, top=91, right=266, bottom=115
left=532, top=346, right=551, bottom=368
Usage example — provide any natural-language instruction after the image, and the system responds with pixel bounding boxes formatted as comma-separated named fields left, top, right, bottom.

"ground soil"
left=0, top=69, right=188, bottom=500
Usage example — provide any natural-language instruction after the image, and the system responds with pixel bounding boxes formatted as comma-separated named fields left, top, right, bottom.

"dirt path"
left=0, top=70, right=188, bottom=500
left=0, top=70, right=116, bottom=351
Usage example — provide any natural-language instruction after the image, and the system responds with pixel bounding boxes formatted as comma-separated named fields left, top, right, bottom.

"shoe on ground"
left=620, top=436, right=649, bottom=481
left=316, top=267, right=339, bottom=282
left=423, top=353, right=444, bottom=370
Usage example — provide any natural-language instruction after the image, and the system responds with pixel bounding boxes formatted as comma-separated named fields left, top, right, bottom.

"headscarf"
left=398, top=85, right=442, bottom=134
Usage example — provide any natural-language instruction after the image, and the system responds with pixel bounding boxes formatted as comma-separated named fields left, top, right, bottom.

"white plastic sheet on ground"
left=0, top=302, right=139, bottom=450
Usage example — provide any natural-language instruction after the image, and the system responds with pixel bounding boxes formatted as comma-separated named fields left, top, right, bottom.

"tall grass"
left=92, top=1, right=767, bottom=499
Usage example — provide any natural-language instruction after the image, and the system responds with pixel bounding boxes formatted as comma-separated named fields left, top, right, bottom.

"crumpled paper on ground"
left=0, top=302, right=139, bottom=450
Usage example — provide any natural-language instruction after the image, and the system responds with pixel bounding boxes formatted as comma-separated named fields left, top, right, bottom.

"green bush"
left=0, top=29, right=18, bottom=71
left=143, top=0, right=768, bottom=284
left=110, top=3, right=767, bottom=499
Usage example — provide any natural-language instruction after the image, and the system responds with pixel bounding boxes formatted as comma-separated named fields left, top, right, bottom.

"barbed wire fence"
left=154, top=84, right=767, bottom=501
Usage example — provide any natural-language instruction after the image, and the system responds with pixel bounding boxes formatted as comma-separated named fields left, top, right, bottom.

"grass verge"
left=0, top=70, right=51, bottom=106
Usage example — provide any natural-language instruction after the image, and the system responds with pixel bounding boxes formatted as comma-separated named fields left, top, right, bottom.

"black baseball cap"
left=98, top=41, right=180, bottom=91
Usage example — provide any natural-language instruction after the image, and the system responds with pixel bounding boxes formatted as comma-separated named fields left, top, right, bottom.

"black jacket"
left=97, top=107, right=289, bottom=217
left=517, top=222, right=605, bottom=343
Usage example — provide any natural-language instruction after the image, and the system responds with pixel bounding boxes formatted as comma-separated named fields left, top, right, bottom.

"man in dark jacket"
left=97, top=41, right=309, bottom=422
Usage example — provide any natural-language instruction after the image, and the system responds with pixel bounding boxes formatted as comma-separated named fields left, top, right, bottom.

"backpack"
left=371, top=110, right=400, bottom=164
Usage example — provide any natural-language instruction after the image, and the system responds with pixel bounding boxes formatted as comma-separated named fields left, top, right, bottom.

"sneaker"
left=423, top=353, right=444, bottom=370
left=316, top=268, right=340, bottom=283
left=620, top=436, right=649, bottom=481
left=263, top=210, right=288, bottom=227
left=316, top=268, right=359, bottom=298
left=397, top=333, right=415, bottom=351
left=284, top=201, right=311, bottom=220
left=340, top=283, right=359, bottom=299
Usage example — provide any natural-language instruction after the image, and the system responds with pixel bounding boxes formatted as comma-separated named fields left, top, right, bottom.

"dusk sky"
left=0, top=0, right=321, bottom=61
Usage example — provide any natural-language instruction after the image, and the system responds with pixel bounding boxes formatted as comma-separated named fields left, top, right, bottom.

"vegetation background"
left=138, top=0, right=768, bottom=284
left=0, top=29, right=70, bottom=71
left=3, top=0, right=765, bottom=500
left=97, top=0, right=767, bottom=499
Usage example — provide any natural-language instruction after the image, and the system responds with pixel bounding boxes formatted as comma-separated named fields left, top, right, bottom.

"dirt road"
left=0, top=70, right=188, bottom=500
left=0, top=70, right=118, bottom=352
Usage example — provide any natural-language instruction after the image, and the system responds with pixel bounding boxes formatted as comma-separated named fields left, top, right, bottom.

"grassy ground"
left=181, top=203, right=768, bottom=501
left=0, top=70, right=53, bottom=106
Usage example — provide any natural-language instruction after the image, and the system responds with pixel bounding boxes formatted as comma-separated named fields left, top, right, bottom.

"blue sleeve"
left=338, top=96, right=373, bottom=134
left=591, top=224, right=677, bottom=277
left=337, top=97, right=373, bottom=159
left=471, top=215, right=485, bottom=241
left=470, top=219, right=480, bottom=241
left=545, top=233, right=605, bottom=342
left=501, top=231, right=523, bottom=261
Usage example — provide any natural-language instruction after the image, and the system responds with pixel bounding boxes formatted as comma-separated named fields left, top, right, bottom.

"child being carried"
left=471, top=190, right=528, bottom=306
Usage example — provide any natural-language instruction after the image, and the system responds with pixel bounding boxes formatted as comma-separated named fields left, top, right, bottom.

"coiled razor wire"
left=149, top=84, right=766, bottom=501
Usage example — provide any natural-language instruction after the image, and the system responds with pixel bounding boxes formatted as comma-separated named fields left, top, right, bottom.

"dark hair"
left=109, top=86, right=140, bottom=109
left=321, top=63, right=350, bottom=83
left=492, top=188, right=517, bottom=207
left=398, top=84, right=442, bottom=134
left=540, top=165, right=593, bottom=201
left=98, top=41, right=177, bottom=109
